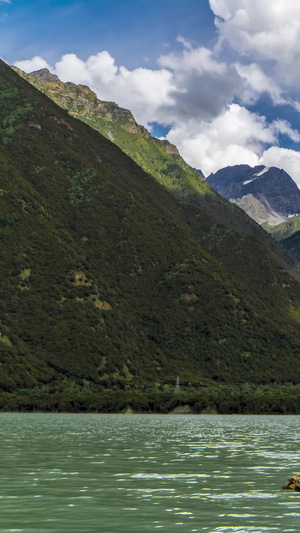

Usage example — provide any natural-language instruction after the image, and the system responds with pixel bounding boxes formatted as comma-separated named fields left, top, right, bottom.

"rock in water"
left=282, top=475, right=300, bottom=491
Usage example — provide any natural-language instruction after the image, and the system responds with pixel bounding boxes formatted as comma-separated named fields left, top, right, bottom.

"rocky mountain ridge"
left=3, top=59, right=300, bottom=399
left=15, top=65, right=300, bottom=266
left=13, top=65, right=210, bottom=212
left=207, top=164, right=300, bottom=226
left=15, top=67, right=181, bottom=156
left=31, top=68, right=153, bottom=138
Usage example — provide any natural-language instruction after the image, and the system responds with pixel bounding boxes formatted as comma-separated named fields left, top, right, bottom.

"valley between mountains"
left=1, top=60, right=300, bottom=413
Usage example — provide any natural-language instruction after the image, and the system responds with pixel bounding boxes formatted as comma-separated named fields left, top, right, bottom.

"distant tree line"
left=1, top=383, right=300, bottom=414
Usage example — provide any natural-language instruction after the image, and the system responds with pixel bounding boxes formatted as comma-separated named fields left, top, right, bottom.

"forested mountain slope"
left=1, top=60, right=300, bottom=400
left=14, top=67, right=210, bottom=203
left=14, top=67, right=300, bottom=281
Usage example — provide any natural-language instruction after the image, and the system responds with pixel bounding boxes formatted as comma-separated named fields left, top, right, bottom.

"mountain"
left=206, top=164, right=300, bottom=261
left=262, top=215, right=300, bottom=263
left=271, top=221, right=300, bottom=262
left=278, top=229, right=300, bottom=259
left=13, top=67, right=300, bottom=279
left=266, top=215, right=300, bottom=241
left=2, top=59, right=300, bottom=405
left=13, top=67, right=210, bottom=204
left=207, top=164, right=300, bottom=226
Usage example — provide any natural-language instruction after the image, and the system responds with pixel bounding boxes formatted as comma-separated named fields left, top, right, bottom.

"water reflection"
left=0, top=414, right=300, bottom=532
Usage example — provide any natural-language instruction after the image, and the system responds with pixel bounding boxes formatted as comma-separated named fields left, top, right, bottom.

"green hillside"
left=265, top=215, right=300, bottom=242
left=261, top=216, right=300, bottom=262
left=278, top=230, right=300, bottom=261
left=14, top=67, right=300, bottom=282
left=13, top=67, right=211, bottom=202
left=1, top=60, right=300, bottom=410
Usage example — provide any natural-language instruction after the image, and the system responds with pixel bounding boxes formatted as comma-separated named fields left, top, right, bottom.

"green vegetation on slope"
left=262, top=216, right=300, bottom=262
left=13, top=67, right=212, bottom=201
left=1, top=61, right=300, bottom=405
left=278, top=229, right=300, bottom=262
left=15, top=68, right=300, bottom=280
left=264, top=215, right=300, bottom=242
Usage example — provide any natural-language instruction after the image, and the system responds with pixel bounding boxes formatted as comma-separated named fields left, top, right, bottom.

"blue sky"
left=1, top=0, right=215, bottom=68
left=4, top=0, right=300, bottom=185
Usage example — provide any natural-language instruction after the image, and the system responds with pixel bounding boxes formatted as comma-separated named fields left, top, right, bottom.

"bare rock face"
left=207, top=165, right=300, bottom=221
left=282, top=475, right=300, bottom=491
left=158, top=139, right=180, bottom=156
left=29, top=68, right=60, bottom=83
left=170, top=404, right=193, bottom=414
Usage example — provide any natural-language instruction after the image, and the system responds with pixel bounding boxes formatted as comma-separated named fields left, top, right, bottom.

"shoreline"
left=1, top=384, right=300, bottom=415
left=0, top=410, right=300, bottom=415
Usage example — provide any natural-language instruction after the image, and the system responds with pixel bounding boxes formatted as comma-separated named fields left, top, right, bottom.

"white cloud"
left=235, top=62, right=285, bottom=105
left=209, top=0, right=300, bottom=80
left=261, top=147, right=300, bottom=187
left=166, top=104, right=300, bottom=177
left=158, top=45, right=227, bottom=75
left=210, top=0, right=300, bottom=60
left=55, top=52, right=118, bottom=85
left=176, top=35, right=193, bottom=51
left=166, top=104, right=273, bottom=175
left=158, top=44, right=241, bottom=122
left=13, top=45, right=241, bottom=126
left=13, top=34, right=300, bottom=183
left=0, top=0, right=11, bottom=4
left=14, top=52, right=174, bottom=127
left=54, top=54, right=92, bottom=85
left=14, top=56, right=51, bottom=73
left=271, top=120, right=300, bottom=143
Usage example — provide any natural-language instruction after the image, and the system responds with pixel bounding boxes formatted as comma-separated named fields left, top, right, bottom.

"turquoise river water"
left=0, top=413, right=300, bottom=532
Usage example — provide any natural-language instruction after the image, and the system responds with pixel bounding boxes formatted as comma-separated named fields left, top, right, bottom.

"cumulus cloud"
left=14, top=56, right=51, bottom=72
left=210, top=0, right=300, bottom=62
left=14, top=45, right=242, bottom=127
left=14, top=51, right=174, bottom=126
left=271, top=120, right=300, bottom=143
left=261, top=147, right=300, bottom=187
left=166, top=104, right=269, bottom=174
left=55, top=52, right=118, bottom=85
left=209, top=0, right=300, bottom=82
left=166, top=104, right=300, bottom=177
left=158, top=46, right=241, bottom=122
left=159, top=45, right=227, bottom=75
left=235, top=62, right=286, bottom=105
left=13, top=22, right=300, bottom=183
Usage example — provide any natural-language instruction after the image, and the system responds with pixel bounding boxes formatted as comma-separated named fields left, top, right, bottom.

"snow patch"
left=243, top=167, right=270, bottom=186
left=253, top=167, right=270, bottom=177
left=287, top=213, right=300, bottom=219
